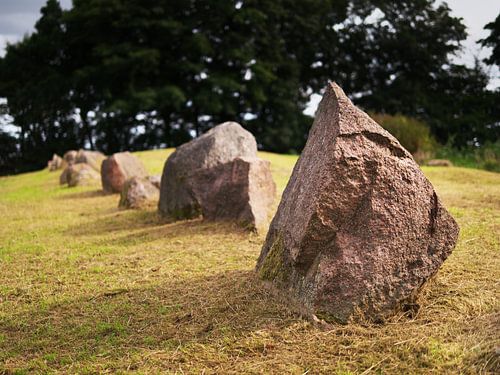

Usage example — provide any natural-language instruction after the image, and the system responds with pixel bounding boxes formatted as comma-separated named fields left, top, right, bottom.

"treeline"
left=0, top=0, right=499, bottom=175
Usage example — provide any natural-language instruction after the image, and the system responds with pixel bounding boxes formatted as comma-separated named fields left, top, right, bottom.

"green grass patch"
left=435, top=141, right=500, bottom=172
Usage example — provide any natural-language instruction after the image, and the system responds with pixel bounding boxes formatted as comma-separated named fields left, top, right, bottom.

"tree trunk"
left=81, top=110, right=95, bottom=150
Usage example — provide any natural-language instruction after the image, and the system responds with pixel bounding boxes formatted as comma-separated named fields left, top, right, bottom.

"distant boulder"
left=75, top=149, right=106, bottom=171
left=65, top=163, right=100, bottom=187
left=119, top=176, right=159, bottom=209
left=58, top=149, right=105, bottom=184
left=63, top=150, right=78, bottom=164
left=159, top=122, right=257, bottom=219
left=101, top=152, right=148, bottom=193
left=427, top=159, right=453, bottom=167
left=48, top=154, right=64, bottom=171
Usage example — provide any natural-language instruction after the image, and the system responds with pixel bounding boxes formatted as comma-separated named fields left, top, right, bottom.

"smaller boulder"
left=75, top=149, right=106, bottom=171
left=65, top=163, right=100, bottom=187
left=101, top=152, right=148, bottom=193
left=119, top=176, right=160, bottom=209
left=48, top=154, right=64, bottom=171
left=63, top=150, right=78, bottom=164
left=427, top=159, right=453, bottom=167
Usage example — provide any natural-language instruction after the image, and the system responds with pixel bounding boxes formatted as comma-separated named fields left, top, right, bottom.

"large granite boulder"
left=75, top=149, right=106, bottom=171
left=191, top=157, right=276, bottom=228
left=48, top=154, right=64, bottom=171
left=65, top=163, right=100, bottom=187
left=256, top=82, right=459, bottom=323
left=158, top=121, right=258, bottom=219
left=119, top=176, right=160, bottom=209
left=101, top=152, right=148, bottom=193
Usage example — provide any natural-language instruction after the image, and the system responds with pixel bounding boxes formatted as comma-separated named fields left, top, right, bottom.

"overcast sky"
left=0, top=0, right=498, bottom=90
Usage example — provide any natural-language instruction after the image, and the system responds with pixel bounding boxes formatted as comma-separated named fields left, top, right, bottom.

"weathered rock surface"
left=158, top=121, right=258, bottom=220
left=48, top=154, right=64, bottom=171
left=75, top=149, right=106, bottom=171
left=63, top=150, right=78, bottom=164
left=119, top=176, right=160, bottom=209
left=65, top=163, right=100, bottom=187
left=191, top=157, right=276, bottom=228
left=427, top=159, right=453, bottom=167
left=147, top=175, right=161, bottom=189
left=101, top=152, right=148, bottom=193
left=256, top=82, right=459, bottom=323
left=59, top=167, right=70, bottom=185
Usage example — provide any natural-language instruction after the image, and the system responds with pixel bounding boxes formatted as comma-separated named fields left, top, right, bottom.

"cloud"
left=0, top=0, right=72, bottom=56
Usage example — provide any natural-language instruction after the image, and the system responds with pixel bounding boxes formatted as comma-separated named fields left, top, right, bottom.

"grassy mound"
left=0, top=150, right=498, bottom=373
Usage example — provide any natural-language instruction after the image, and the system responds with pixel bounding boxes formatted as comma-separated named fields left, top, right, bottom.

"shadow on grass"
left=0, top=270, right=298, bottom=372
left=57, top=189, right=107, bottom=200
left=63, top=207, right=252, bottom=244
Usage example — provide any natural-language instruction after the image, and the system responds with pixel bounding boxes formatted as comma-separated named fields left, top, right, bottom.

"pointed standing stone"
left=256, top=82, right=459, bottom=323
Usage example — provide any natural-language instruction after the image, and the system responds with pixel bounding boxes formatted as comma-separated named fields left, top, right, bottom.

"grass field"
left=0, top=149, right=498, bottom=374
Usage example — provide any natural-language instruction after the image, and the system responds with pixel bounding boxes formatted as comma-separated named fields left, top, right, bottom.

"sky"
left=0, top=0, right=498, bottom=115
left=1, top=0, right=498, bottom=58
left=0, top=0, right=71, bottom=54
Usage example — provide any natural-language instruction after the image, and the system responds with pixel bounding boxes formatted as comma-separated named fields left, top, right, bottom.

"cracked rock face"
left=101, top=152, right=148, bottom=193
left=256, top=82, right=459, bottom=323
left=191, top=157, right=276, bottom=229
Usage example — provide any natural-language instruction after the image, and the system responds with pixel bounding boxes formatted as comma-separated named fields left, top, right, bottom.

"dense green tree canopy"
left=481, top=13, right=500, bottom=67
left=0, top=0, right=498, bottom=174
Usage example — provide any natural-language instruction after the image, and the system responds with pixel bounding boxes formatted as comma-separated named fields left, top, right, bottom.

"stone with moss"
left=256, top=82, right=459, bottom=323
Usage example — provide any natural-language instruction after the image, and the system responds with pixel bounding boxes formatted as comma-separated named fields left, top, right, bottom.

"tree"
left=1, top=0, right=497, bottom=174
left=0, top=0, right=82, bottom=172
left=347, top=1, right=498, bottom=146
left=480, top=13, right=500, bottom=66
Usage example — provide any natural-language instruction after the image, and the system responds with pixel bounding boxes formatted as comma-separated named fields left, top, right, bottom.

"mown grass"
left=0, top=149, right=498, bottom=374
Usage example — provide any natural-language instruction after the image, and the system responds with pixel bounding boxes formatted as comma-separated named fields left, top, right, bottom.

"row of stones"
left=48, top=122, right=277, bottom=230
left=47, top=82, right=459, bottom=323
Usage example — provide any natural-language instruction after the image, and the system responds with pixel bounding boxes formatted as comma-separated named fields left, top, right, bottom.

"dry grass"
left=0, top=150, right=498, bottom=374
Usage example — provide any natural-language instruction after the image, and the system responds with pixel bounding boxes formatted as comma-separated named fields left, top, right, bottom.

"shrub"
left=370, top=113, right=437, bottom=159
left=436, top=141, right=500, bottom=173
